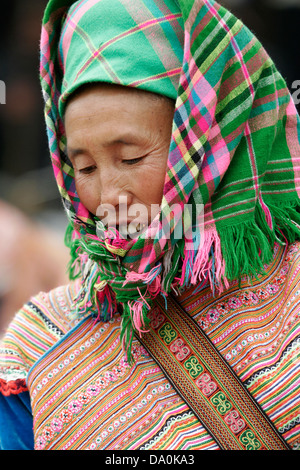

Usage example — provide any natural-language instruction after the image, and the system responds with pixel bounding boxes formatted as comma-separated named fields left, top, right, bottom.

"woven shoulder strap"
left=137, top=295, right=290, bottom=450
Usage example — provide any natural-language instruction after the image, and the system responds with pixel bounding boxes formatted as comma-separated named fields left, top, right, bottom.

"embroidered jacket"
left=0, top=242, right=299, bottom=450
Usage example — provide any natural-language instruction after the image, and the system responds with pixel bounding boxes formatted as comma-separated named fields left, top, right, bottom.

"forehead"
left=65, top=83, right=169, bottom=119
left=64, top=84, right=175, bottom=145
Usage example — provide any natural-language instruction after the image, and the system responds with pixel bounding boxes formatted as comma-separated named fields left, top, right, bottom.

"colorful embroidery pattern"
left=142, top=299, right=289, bottom=450
left=180, top=242, right=300, bottom=449
left=28, top=316, right=208, bottom=450
left=1, top=243, right=299, bottom=449
left=0, top=283, right=80, bottom=397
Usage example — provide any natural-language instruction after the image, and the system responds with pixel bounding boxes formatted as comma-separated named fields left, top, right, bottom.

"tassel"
left=118, top=265, right=166, bottom=361
left=124, top=263, right=162, bottom=287
left=267, top=201, right=300, bottom=243
left=94, top=280, right=118, bottom=322
left=64, top=197, right=300, bottom=364
left=120, top=299, right=151, bottom=364
left=259, top=193, right=273, bottom=230
left=180, top=229, right=228, bottom=294
left=129, top=290, right=151, bottom=335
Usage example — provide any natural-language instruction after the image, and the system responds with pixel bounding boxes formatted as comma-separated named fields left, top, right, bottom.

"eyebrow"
left=66, top=135, right=145, bottom=158
left=66, top=147, right=86, bottom=159
left=101, top=137, right=139, bottom=148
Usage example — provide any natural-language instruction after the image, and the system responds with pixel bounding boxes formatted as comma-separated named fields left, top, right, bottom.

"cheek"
left=148, top=173, right=165, bottom=203
left=135, top=163, right=166, bottom=206
left=75, top=177, right=100, bottom=215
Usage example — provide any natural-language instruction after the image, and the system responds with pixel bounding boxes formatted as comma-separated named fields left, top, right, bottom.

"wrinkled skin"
left=65, top=84, right=175, bottom=233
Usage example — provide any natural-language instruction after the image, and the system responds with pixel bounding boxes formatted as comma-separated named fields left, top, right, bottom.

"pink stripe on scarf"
left=60, top=0, right=101, bottom=71
left=286, top=99, right=300, bottom=197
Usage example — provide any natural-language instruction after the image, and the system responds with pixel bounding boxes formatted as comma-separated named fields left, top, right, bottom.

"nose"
left=96, top=169, right=132, bottom=222
left=97, top=166, right=121, bottom=205
left=100, top=183, right=122, bottom=208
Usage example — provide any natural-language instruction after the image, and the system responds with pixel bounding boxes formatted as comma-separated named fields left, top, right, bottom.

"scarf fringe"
left=120, top=265, right=162, bottom=362
left=180, top=229, right=229, bottom=294
left=169, top=198, right=300, bottom=296
left=218, top=198, right=300, bottom=284
left=64, top=198, right=300, bottom=362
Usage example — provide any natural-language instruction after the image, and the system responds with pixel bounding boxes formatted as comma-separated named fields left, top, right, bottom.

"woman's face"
left=64, top=84, right=174, bottom=235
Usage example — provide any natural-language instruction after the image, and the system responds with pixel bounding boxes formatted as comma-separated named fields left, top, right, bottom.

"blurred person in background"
left=0, top=1, right=69, bottom=333
left=0, top=1, right=48, bottom=175
left=0, top=200, right=69, bottom=337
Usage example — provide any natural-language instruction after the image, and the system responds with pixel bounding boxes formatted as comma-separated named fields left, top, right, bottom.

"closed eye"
left=78, top=165, right=97, bottom=174
left=123, top=156, right=146, bottom=165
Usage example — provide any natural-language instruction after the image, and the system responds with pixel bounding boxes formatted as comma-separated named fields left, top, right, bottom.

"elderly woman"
left=0, top=0, right=299, bottom=451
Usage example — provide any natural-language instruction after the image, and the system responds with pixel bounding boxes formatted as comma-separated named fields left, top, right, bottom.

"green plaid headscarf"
left=41, top=0, right=300, bottom=360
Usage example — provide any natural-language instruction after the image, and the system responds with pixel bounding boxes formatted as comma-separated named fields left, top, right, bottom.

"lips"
left=117, top=221, right=147, bottom=238
left=96, top=211, right=149, bottom=239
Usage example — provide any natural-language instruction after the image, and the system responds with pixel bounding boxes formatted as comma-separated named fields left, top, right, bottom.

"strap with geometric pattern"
left=137, top=295, right=290, bottom=450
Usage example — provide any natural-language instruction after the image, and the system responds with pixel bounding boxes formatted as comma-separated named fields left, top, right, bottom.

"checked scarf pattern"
left=40, top=0, right=300, bottom=359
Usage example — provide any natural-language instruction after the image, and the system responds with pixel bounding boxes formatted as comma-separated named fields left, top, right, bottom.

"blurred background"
left=0, top=0, right=300, bottom=334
